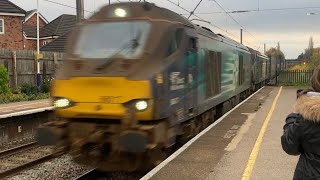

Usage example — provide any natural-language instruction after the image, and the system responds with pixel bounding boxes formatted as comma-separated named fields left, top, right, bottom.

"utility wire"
left=188, top=0, right=203, bottom=19
left=209, top=0, right=259, bottom=46
left=43, top=0, right=94, bottom=13
left=164, top=0, right=258, bottom=48
left=180, top=6, right=320, bottom=15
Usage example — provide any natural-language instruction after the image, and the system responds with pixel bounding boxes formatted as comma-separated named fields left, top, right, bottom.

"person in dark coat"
left=281, top=68, right=320, bottom=180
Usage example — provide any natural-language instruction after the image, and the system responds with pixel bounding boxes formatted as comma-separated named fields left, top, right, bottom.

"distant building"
left=0, top=0, right=76, bottom=52
left=285, top=59, right=304, bottom=69
left=23, top=13, right=76, bottom=52
left=0, top=0, right=26, bottom=49
left=40, top=14, right=77, bottom=52
left=23, top=9, right=49, bottom=50
left=41, top=32, right=70, bottom=52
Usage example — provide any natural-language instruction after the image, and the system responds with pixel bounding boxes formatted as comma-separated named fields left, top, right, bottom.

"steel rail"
left=0, top=154, right=59, bottom=179
left=0, top=142, right=38, bottom=158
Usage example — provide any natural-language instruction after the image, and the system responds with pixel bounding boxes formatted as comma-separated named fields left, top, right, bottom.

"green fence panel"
left=277, top=70, right=314, bottom=86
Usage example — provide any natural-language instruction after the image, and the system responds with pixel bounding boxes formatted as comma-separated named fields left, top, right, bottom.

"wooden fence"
left=276, top=70, right=314, bottom=85
left=0, top=49, right=64, bottom=90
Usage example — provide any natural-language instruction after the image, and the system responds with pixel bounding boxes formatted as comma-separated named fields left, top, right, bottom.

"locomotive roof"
left=194, top=24, right=249, bottom=52
left=89, top=2, right=193, bottom=27
left=247, top=47, right=268, bottom=59
left=90, top=2, right=250, bottom=52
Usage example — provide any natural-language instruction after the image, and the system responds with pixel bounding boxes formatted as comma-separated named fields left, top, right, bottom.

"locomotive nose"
left=51, top=77, right=154, bottom=121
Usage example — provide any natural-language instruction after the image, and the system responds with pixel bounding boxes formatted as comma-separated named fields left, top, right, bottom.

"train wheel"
left=176, top=123, right=192, bottom=145
left=222, top=101, right=232, bottom=115
left=191, top=119, right=199, bottom=136
left=202, top=113, right=210, bottom=129
left=230, top=97, right=237, bottom=108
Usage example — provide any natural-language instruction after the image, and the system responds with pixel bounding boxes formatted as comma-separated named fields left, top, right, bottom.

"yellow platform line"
left=241, top=86, right=283, bottom=180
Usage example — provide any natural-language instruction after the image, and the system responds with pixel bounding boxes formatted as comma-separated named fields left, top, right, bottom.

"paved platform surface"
left=144, top=86, right=299, bottom=180
left=0, top=99, right=52, bottom=118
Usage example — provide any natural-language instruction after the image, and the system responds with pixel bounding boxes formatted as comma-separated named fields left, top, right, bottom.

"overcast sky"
left=10, top=0, right=320, bottom=59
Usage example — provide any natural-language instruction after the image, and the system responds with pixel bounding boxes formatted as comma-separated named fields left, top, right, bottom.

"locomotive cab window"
left=73, top=21, right=151, bottom=59
left=166, top=28, right=184, bottom=57
left=188, top=38, right=197, bottom=51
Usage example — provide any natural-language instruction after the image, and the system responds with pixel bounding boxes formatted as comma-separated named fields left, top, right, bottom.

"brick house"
left=23, top=12, right=76, bottom=52
left=41, top=14, right=76, bottom=52
left=0, top=0, right=26, bottom=49
left=23, top=9, right=49, bottom=50
left=0, top=0, right=76, bottom=52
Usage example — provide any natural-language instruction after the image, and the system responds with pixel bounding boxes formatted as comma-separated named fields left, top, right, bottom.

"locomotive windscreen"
left=73, top=21, right=151, bottom=59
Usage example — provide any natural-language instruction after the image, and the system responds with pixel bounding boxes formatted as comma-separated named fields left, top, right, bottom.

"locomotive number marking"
left=100, top=96, right=121, bottom=103
left=170, top=72, right=185, bottom=91
left=170, top=97, right=180, bottom=106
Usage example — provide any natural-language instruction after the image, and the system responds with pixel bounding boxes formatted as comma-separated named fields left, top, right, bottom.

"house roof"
left=40, top=14, right=76, bottom=37
left=40, top=32, right=70, bottom=52
left=23, top=25, right=37, bottom=37
left=24, top=9, right=49, bottom=24
left=25, top=10, right=33, bottom=17
left=0, top=0, right=26, bottom=15
left=24, top=14, right=76, bottom=38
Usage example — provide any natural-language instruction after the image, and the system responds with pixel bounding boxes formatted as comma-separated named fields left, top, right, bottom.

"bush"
left=0, top=93, right=27, bottom=104
left=20, top=83, right=37, bottom=95
left=27, top=93, right=49, bottom=101
left=0, top=65, right=10, bottom=94
left=41, top=78, right=51, bottom=93
left=0, top=93, right=49, bottom=104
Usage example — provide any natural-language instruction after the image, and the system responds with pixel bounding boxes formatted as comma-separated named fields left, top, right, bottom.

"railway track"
left=0, top=142, right=37, bottom=157
left=0, top=143, right=58, bottom=179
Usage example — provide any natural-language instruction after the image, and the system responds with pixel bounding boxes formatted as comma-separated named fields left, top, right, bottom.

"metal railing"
left=276, top=70, right=314, bottom=86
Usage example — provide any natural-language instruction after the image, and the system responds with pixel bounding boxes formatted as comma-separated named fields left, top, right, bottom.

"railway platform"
left=0, top=99, right=53, bottom=119
left=142, top=86, right=299, bottom=180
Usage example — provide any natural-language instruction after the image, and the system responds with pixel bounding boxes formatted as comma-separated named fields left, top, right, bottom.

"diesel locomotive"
left=37, top=2, right=274, bottom=171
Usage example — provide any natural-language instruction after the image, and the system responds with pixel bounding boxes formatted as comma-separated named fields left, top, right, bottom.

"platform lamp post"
left=36, top=0, right=43, bottom=93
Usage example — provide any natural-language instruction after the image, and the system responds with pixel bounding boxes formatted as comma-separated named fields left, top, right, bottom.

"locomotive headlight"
left=53, top=98, right=71, bottom=108
left=115, top=8, right=127, bottom=17
left=135, top=100, right=148, bottom=111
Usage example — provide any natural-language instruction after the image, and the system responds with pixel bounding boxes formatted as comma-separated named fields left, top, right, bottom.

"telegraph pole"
left=36, top=0, right=41, bottom=93
left=240, top=29, right=243, bottom=44
left=76, top=0, right=84, bottom=22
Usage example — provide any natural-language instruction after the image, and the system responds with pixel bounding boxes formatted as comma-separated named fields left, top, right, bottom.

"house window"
left=0, top=19, right=4, bottom=34
left=42, top=40, right=50, bottom=46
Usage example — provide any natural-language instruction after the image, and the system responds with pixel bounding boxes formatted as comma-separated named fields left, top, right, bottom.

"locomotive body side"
left=194, top=28, right=252, bottom=117
left=37, top=2, right=267, bottom=172
left=248, top=47, right=270, bottom=89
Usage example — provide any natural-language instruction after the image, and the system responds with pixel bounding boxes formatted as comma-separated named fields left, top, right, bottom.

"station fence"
left=276, top=70, right=314, bottom=86
left=0, top=49, right=64, bottom=90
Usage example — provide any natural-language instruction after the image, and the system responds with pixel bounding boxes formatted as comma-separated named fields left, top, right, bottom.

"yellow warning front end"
left=39, top=76, right=168, bottom=171
left=51, top=77, right=154, bottom=121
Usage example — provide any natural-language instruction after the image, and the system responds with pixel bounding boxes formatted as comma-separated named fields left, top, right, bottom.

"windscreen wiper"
left=95, top=31, right=142, bottom=71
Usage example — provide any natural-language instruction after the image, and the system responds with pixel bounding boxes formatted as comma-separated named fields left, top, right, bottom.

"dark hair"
left=296, top=89, right=312, bottom=99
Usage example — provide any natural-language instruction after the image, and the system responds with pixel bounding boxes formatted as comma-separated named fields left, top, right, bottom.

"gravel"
left=0, top=137, right=35, bottom=152
left=0, top=146, right=52, bottom=172
left=6, top=154, right=147, bottom=180
left=7, top=155, right=92, bottom=180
